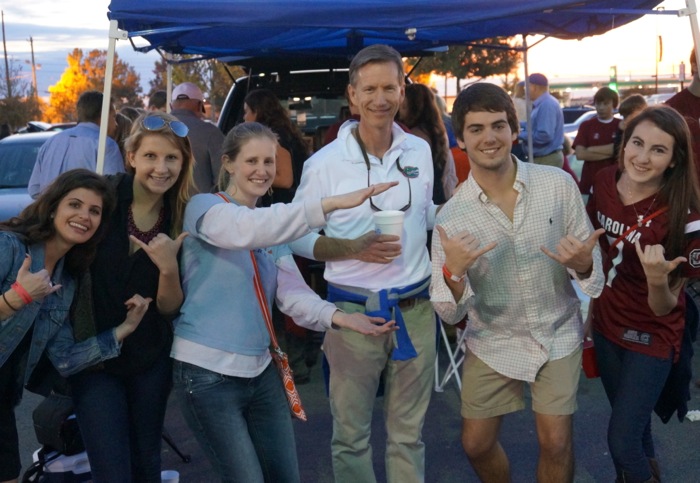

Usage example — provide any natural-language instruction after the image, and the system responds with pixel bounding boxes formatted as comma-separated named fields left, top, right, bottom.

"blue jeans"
left=172, top=360, right=300, bottom=483
left=593, top=331, right=672, bottom=482
left=69, top=351, right=172, bottom=483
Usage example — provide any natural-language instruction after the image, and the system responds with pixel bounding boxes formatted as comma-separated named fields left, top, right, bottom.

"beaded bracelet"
left=11, top=281, right=33, bottom=304
left=2, top=291, right=19, bottom=311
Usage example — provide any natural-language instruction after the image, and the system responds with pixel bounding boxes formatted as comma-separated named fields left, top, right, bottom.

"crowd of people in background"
left=1, top=43, right=700, bottom=483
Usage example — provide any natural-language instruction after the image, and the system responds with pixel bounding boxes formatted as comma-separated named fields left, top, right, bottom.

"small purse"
left=249, top=250, right=308, bottom=421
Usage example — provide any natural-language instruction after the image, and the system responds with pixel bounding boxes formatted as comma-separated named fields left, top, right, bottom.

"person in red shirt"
left=574, top=87, right=622, bottom=195
left=666, top=49, right=700, bottom=177
left=587, top=105, right=700, bottom=483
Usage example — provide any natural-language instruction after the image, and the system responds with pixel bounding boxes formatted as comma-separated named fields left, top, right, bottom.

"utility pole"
left=2, top=10, right=12, bottom=99
left=29, top=36, right=37, bottom=98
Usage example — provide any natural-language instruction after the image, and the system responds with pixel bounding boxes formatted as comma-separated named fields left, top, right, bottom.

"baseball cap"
left=172, top=82, right=204, bottom=101
left=528, top=73, right=548, bottom=86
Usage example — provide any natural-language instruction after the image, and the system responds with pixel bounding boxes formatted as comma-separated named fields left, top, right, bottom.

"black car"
left=218, top=57, right=351, bottom=153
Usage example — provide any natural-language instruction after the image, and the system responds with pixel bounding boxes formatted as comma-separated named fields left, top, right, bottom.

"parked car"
left=0, top=131, right=56, bottom=220
left=646, top=92, right=676, bottom=105
left=562, top=106, right=595, bottom=124
left=16, top=121, right=77, bottom=134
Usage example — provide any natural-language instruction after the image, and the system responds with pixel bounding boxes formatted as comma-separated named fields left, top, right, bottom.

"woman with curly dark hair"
left=0, top=169, right=115, bottom=483
left=244, top=89, right=310, bottom=205
left=398, top=83, right=457, bottom=204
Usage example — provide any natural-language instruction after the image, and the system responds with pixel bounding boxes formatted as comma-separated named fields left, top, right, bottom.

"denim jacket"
left=0, top=233, right=120, bottom=385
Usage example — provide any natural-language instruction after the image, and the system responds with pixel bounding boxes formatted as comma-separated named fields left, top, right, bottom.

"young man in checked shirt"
left=430, top=83, right=605, bottom=483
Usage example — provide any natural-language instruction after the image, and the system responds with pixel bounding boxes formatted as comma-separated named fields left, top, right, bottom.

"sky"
left=0, top=0, right=695, bottom=99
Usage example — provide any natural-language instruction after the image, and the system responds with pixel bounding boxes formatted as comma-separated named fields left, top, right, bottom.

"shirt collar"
left=464, top=155, right=529, bottom=204
left=338, top=121, right=411, bottom=165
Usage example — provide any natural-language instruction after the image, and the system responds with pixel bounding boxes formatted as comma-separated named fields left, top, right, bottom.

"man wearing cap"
left=518, top=73, right=565, bottom=168
left=171, top=82, right=224, bottom=193
left=28, top=90, right=124, bottom=198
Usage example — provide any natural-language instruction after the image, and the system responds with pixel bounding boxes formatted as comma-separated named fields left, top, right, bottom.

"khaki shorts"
left=460, top=346, right=581, bottom=419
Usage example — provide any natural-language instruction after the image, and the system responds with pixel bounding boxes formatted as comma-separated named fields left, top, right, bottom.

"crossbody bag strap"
left=249, top=250, right=281, bottom=350
left=214, top=192, right=281, bottom=350
left=610, top=207, right=668, bottom=251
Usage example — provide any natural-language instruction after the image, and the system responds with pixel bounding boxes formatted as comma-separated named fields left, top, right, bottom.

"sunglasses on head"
left=141, top=116, right=189, bottom=138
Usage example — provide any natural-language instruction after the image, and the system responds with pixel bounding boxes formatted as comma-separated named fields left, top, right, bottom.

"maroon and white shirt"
left=587, top=166, right=700, bottom=360
left=574, top=116, right=621, bottom=195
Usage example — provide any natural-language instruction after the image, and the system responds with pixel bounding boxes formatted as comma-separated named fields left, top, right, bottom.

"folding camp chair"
left=434, top=317, right=468, bottom=392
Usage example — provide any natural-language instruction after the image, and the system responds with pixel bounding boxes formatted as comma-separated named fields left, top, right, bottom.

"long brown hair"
left=124, top=112, right=194, bottom=236
left=244, top=89, right=309, bottom=156
left=0, top=169, right=116, bottom=275
left=400, top=83, right=450, bottom=171
left=619, top=105, right=700, bottom=284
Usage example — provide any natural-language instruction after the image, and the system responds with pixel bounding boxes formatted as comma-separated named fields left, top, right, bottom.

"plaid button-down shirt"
left=430, top=159, right=604, bottom=382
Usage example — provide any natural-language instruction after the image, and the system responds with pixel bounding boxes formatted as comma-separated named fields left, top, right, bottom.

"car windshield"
left=0, top=142, right=40, bottom=188
left=285, top=96, right=346, bottom=132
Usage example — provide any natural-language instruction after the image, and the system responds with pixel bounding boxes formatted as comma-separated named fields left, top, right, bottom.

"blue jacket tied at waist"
left=327, top=277, right=430, bottom=361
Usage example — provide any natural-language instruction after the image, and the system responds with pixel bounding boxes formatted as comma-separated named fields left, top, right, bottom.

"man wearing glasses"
left=290, top=44, right=437, bottom=483
left=170, top=82, right=224, bottom=193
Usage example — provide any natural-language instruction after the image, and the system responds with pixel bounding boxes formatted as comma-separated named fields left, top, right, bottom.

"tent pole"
left=682, top=0, right=700, bottom=70
left=522, top=35, right=533, bottom=162
left=166, top=53, right=173, bottom=113
left=97, top=20, right=127, bottom=174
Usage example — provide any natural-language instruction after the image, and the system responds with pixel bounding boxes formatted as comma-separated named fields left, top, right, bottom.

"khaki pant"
left=324, top=298, right=436, bottom=483
left=533, top=150, right=564, bottom=168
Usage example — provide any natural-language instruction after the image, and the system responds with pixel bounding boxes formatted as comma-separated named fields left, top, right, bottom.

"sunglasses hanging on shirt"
left=353, top=127, right=412, bottom=212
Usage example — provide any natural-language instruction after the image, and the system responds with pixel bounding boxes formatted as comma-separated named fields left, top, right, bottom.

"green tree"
left=407, top=38, right=522, bottom=90
left=45, top=48, right=143, bottom=122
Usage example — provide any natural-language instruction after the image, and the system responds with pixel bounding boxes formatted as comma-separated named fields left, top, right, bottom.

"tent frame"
left=97, top=0, right=700, bottom=172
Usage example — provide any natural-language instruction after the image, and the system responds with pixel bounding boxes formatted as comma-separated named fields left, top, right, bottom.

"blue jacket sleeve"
left=45, top=320, right=121, bottom=377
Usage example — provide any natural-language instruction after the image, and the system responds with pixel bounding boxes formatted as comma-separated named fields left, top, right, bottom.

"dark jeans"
left=593, top=331, right=672, bottom=482
left=172, top=360, right=300, bottom=483
left=0, top=339, right=27, bottom=480
left=69, top=352, right=172, bottom=483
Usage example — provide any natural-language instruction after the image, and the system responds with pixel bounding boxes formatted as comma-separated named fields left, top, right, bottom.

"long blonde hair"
left=124, top=112, right=195, bottom=236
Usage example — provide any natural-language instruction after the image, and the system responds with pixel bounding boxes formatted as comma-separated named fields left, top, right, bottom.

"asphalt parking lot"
left=15, top=333, right=700, bottom=482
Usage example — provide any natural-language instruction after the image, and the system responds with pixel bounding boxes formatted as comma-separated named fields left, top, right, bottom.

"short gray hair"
left=349, top=44, right=404, bottom=86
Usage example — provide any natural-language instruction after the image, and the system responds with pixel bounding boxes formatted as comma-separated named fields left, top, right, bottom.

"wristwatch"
left=442, top=264, right=465, bottom=283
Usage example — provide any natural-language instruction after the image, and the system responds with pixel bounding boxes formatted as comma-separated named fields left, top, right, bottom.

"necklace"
left=127, top=204, right=165, bottom=244
left=624, top=175, right=659, bottom=227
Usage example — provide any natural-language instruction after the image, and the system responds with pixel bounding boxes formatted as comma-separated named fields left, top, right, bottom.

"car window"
left=0, top=143, right=40, bottom=188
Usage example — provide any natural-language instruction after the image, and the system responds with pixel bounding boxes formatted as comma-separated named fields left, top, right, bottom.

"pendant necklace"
left=625, top=175, right=659, bottom=228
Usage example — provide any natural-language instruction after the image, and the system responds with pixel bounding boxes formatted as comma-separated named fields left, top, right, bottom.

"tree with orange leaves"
left=45, top=49, right=142, bottom=123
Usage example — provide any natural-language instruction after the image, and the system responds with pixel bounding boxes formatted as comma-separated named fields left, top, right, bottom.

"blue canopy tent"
left=98, top=0, right=698, bottom=169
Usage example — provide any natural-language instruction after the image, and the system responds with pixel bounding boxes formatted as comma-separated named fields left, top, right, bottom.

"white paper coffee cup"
left=373, top=211, right=404, bottom=261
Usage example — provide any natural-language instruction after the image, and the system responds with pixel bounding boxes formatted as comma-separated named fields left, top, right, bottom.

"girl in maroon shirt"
left=587, top=105, right=700, bottom=483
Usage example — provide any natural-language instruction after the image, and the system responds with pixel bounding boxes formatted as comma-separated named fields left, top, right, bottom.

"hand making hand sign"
left=541, top=228, right=605, bottom=276
left=436, top=225, right=497, bottom=283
